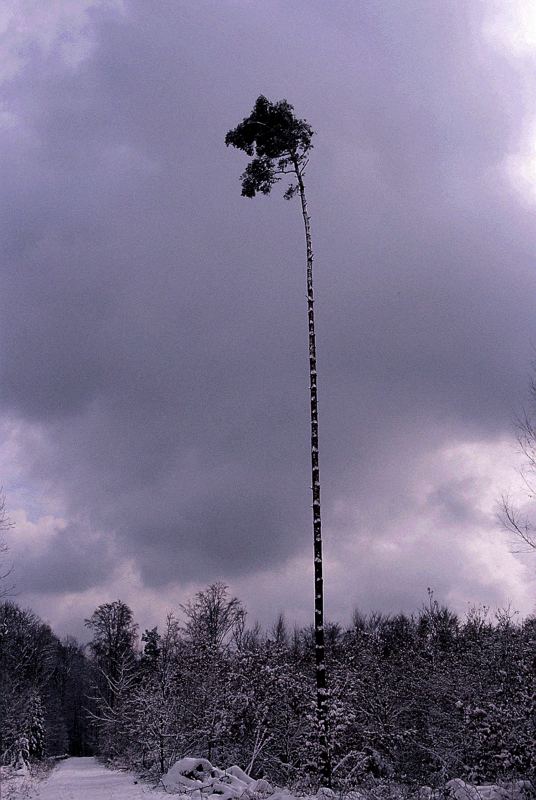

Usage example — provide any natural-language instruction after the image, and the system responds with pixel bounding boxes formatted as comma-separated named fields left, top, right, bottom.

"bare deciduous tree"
left=181, top=582, right=245, bottom=650
left=0, top=491, right=14, bottom=598
left=501, top=396, right=536, bottom=552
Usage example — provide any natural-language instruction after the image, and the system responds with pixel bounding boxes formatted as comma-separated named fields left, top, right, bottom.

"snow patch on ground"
left=3, top=757, right=534, bottom=800
left=0, top=762, right=47, bottom=800
left=6, top=757, right=171, bottom=799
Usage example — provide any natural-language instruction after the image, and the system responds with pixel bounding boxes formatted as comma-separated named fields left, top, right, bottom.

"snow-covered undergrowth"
left=0, top=761, right=51, bottom=800
left=445, top=779, right=534, bottom=800
left=161, top=758, right=276, bottom=798
left=160, top=757, right=332, bottom=799
left=159, top=759, right=535, bottom=800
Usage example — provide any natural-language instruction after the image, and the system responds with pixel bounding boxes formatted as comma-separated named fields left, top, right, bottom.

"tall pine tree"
left=226, top=96, right=331, bottom=784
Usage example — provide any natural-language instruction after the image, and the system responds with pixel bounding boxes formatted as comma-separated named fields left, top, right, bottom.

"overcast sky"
left=1, top=0, right=536, bottom=639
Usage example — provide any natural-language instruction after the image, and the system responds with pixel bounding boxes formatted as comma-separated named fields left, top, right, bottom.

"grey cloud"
left=425, top=478, right=490, bottom=527
left=1, top=1, right=535, bottom=617
left=13, top=523, right=115, bottom=595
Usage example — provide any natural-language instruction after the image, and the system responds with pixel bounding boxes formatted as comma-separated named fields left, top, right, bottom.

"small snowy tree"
left=129, top=615, right=183, bottom=773
left=180, top=585, right=246, bottom=762
left=13, top=735, right=30, bottom=771
left=85, top=600, right=138, bottom=756
left=26, top=691, right=46, bottom=759
left=85, top=601, right=138, bottom=705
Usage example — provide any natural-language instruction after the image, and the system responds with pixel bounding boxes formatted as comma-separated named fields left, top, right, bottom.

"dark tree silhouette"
left=225, top=96, right=331, bottom=784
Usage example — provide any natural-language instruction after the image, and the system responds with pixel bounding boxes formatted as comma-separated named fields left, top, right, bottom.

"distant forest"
left=1, top=584, right=534, bottom=788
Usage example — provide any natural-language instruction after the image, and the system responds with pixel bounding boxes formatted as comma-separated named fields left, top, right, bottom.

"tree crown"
left=225, top=95, right=314, bottom=198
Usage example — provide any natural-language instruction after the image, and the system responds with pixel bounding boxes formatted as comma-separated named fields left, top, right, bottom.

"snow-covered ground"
left=0, top=766, right=39, bottom=800
left=3, top=757, right=171, bottom=799
left=2, top=756, right=533, bottom=800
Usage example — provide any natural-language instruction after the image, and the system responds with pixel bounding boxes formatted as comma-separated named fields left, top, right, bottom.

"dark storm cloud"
left=12, top=521, right=115, bottom=594
left=1, top=1, right=536, bottom=612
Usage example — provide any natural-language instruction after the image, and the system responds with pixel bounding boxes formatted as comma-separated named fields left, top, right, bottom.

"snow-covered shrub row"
left=84, top=588, right=536, bottom=788
left=158, top=760, right=536, bottom=800
left=2, top=586, right=536, bottom=790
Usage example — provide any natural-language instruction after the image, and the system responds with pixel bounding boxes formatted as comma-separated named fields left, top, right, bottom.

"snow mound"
left=446, top=779, right=534, bottom=800
left=161, top=757, right=273, bottom=799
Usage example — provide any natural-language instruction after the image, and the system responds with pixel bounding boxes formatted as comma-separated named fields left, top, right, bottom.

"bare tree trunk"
left=294, top=161, right=331, bottom=786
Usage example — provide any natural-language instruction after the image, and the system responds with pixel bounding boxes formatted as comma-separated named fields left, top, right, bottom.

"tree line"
left=0, top=601, right=94, bottom=766
left=1, top=584, right=534, bottom=790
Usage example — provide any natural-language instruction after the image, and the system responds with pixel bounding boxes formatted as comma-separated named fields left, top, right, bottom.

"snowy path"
left=35, top=757, right=170, bottom=799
